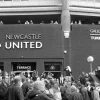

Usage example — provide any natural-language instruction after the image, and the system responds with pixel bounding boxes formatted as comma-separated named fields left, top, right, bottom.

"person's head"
left=82, top=72, right=85, bottom=75
left=33, top=81, right=45, bottom=92
left=21, top=75, right=26, bottom=83
left=30, top=20, right=33, bottom=24
left=71, top=85, right=77, bottom=92
left=2, top=74, right=9, bottom=83
left=14, top=76, right=22, bottom=86
left=85, top=73, right=89, bottom=77
left=51, top=20, right=53, bottom=23
left=50, top=80, right=59, bottom=89
left=18, top=20, right=21, bottom=22
left=97, top=66, right=100, bottom=70
left=61, top=74, right=63, bottom=77
left=66, top=66, right=71, bottom=71
left=64, top=81, right=71, bottom=88
left=2, top=76, right=6, bottom=82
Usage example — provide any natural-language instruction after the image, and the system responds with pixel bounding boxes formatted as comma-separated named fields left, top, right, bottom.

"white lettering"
left=21, top=42, right=23, bottom=48
left=90, top=29, right=100, bottom=33
left=91, top=36, right=100, bottom=40
left=5, top=42, right=11, bottom=49
left=36, top=42, right=43, bottom=48
left=17, top=66, right=31, bottom=70
left=23, top=42, right=29, bottom=48
left=5, top=34, right=42, bottom=40
left=5, top=42, right=42, bottom=49
left=14, top=35, right=20, bottom=39
left=30, top=42, right=35, bottom=48
left=6, top=35, right=11, bottom=39
left=13, top=42, right=20, bottom=48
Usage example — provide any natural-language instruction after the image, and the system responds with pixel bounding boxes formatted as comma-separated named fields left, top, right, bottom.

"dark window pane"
left=4, top=0, right=12, bottom=1
left=12, top=62, right=36, bottom=71
left=0, top=62, right=4, bottom=71
left=44, top=62, right=61, bottom=71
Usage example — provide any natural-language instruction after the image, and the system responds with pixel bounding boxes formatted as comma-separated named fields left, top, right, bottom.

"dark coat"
left=22, top=81, right=31, bottom=97
left=7, top=84, right=24, bottom=100
left=0, top=81, right=9, bottom=100
left=25, top=89, right=55, bottom=100
left=79, top=75, right=86, bottom=85
left=80, top=87, right=90, bottom=100
left=60, top=86, right=71, bottom=100
left=68, top=91, right=83, bottom=100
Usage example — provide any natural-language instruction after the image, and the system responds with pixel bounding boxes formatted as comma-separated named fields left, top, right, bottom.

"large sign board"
left=0, top=24, right=64, bottom=58
left=70, top=25, right=100, bottom=78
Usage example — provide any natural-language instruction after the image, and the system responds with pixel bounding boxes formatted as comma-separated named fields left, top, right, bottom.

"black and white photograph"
left=0, top=0, right=100, bottom=100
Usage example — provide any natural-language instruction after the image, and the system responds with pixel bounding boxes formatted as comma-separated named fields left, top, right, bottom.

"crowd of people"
left=1, top=19, right=100, bottom=25
left=0, top=20, right=59, bottom=25
left=0, top=68, right=100, bottom=100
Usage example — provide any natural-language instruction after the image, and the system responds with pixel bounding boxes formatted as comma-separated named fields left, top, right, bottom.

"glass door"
left=44, top=62, right=62, bottom=79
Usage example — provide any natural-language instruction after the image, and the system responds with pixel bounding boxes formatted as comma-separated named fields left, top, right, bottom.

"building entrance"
left=11, top=62, right=36, bottom=76
left=44, top=62, right=62, bottom=79
left=0, top=62, right=4, bottom=72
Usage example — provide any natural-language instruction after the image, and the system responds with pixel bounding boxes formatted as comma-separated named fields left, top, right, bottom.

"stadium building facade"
left=0, top=0, right=100, bottom=78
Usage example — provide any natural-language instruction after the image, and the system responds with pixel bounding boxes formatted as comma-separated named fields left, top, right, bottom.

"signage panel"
left=70, top=25, right=100, bottom=78
left=0, top=24, right=64, bottom=58
left=12, top=62, right=36, bottom=71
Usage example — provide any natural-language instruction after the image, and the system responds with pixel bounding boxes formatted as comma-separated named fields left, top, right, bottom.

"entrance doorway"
left=0, top=62, right=4, bottom=71
left=44, top=62, right=62, bottom=79
left=11, top=62, right=36, bottom=76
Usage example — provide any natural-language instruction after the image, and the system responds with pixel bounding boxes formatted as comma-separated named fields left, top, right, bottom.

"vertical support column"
left=36, top=60, right=44, bottom=76
left=61, top=0, right=71, bottom=75
left=4, top=61, right=11, bottom=73
left=61, top=0, right=70, bottom=38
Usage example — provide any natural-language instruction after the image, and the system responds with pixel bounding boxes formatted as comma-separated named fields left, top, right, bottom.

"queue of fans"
left=0, top=68, right=100, bottom=100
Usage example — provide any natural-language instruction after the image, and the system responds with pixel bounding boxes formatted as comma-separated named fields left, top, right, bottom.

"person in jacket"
left=60, top=81, right=71, bottom=100
left=25, top=80, right=55, bottom=100
left=80, top=84, right=90, bottom=100
left=7, top=75, right=24, bottom=100
left=49, top=80, right=62, bottom=100
left=21, top=76, right=31, bottom=97
left=93, top=83, right=100, bottom=100
left=68, top=85, right=83, bottom=100
left=0, top=76, right=9, bottom=100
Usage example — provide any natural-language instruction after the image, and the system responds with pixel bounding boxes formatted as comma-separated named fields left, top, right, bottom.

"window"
left=44, top=62, right=62, bottom=78
left=12, top=62, right=36, bottom=71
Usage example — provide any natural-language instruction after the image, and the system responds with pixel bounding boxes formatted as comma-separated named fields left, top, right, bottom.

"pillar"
left=61, top=0, right=70, bottom=38
left=4, top=61, right=11, bottom=73
left=61, top=0, right=71, bottom=75
left=36, top=60, right=44, bottom=76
